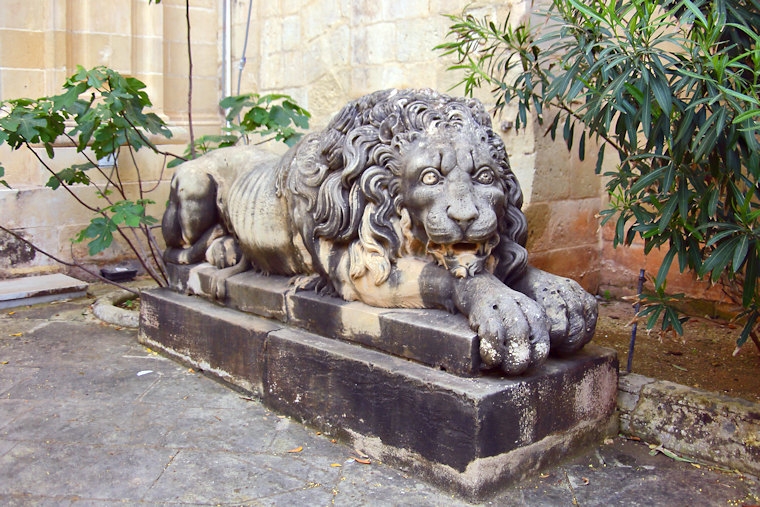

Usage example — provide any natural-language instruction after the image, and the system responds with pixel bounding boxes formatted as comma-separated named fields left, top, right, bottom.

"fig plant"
left=0, top=66, right=309, bottom=291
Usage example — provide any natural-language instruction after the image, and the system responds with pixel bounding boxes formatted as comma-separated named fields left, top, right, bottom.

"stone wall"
left=0, top=0, right=218, bottom=278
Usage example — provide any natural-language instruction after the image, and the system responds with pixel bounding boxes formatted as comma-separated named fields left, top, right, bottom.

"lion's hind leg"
left=206, top=236, right=244, bottom=269
left=206, top=258, right=250, bottom=300
left=164, top=224, right=225, bottom=265
left=162, top=164, right=222, bottom=264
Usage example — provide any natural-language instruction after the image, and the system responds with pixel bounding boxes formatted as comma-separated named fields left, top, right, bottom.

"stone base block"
left=139, top=285, right=618, bottom=500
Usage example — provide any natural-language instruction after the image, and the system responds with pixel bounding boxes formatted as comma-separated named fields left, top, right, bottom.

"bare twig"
left=28, top=143, right=101, bottom=213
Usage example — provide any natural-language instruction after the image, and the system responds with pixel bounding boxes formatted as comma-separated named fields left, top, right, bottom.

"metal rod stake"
left=626, top=269, right=646, bottom=373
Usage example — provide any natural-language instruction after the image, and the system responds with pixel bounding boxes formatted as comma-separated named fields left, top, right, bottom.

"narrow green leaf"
left=681, top=0, right=709, bottom=26
left=630, top=166, right=666, bottom=195
left=645, top=305, right=664, bottom=329
left=701, top=236, right=741, bottom=281
left=656, top=248, right=677, bottom=290
left=658, top=197, right=678, bottom=234
left=742, top=249, right=758, bottom=307
left=594, top=143, right=606, bottom=174
left=705, top=227, right=741, bottom=247
left=732, top=234, right=750, bottom=273
left=0, top=165, right=9, bottom=189
left=737, top=310, right=758, bottom=349
left=578, top=131, right=586, bottom=161
left=732, top=109, right=760, bottom=124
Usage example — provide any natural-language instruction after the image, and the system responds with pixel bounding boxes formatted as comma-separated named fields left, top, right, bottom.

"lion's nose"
left=447, top=196, right=479, bottom=230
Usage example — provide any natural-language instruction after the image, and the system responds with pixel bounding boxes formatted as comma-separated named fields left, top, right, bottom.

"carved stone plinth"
left=139, top=267, right=618, bottom=500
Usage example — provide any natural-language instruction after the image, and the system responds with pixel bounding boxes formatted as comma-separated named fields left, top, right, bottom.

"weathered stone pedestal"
left=138, top=264, right=618, bottom=500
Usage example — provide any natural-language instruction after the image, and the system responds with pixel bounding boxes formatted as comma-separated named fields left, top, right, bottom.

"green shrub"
left=437, top=0, right=760, bottom=354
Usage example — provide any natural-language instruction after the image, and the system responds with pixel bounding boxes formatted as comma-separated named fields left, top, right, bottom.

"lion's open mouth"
left=426, top=236, right=499, bottom=278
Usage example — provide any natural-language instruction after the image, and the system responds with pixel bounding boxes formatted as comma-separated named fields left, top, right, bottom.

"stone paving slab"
left=0, top=273, right=87, bottom=310
left=0, top=293, right=758, bottom=505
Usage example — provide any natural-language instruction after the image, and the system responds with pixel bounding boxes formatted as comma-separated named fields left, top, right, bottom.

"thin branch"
left=120, top=113, right=185, bottom=162
left=121, top=223, right=165, bottom=284
left=143, top=155, right=169, bottom=194
left=145, top=224, right=169, bottom=284
left=27, top=143, right=101, bottom=213
left=24, top=145, right=164, bottom=287
left=124, top=142, right=145, bottom=202
left=63, top=132, right=124, bottom=195
left=111, top=224, right=165, bottom=287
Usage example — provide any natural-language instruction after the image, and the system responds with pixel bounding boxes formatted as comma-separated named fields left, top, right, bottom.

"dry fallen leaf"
left=354, top=457, right=371, bottom=465
left=287, top=446, right=303, bottom=453
left=7, top=311, right=15, bottom=315
left=9, top=333, right=22, bottom=337
left=581, top=477, right=590, bottom=485
left=330, top=463, right=342, bottom=467
left=539, top=473, right=550, bottom=479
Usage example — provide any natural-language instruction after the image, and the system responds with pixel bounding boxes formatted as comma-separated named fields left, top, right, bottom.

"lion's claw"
left=458, top=275, right=550, bottom=375
left=511, top=267, right=598, bottom=357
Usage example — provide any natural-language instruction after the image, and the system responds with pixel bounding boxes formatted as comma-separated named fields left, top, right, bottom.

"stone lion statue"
left=162, top=89, right=597, bottom=375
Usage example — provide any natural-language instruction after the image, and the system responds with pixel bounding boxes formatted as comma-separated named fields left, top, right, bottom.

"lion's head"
left=281, top=89, right=528, bottom=286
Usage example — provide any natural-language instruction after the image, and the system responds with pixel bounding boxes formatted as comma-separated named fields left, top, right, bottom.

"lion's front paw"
left=463, top=283, right=550, bottom=375
left=512, top=267, right=598, bottom=356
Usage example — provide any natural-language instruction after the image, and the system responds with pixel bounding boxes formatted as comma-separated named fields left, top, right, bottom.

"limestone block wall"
left=0, top=0, right=220, bottom=279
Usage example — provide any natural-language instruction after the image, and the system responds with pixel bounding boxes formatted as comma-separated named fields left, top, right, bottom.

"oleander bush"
left=437, top=0, right=760, bottom=354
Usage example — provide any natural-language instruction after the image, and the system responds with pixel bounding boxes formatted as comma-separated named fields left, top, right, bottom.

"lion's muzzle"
left=426, top=235, right=500, bottom=278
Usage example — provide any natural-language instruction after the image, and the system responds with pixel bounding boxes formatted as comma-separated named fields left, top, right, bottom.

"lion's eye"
left=420, top=168, right=442, bottom=185
left=474, top=167, right=495, bottom=185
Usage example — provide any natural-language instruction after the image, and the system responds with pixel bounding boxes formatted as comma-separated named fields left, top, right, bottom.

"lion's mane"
left=279, top=88, right=528, bottom=285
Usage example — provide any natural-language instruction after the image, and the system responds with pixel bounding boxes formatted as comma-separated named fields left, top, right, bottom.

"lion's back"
left=221, top=148, right=313, bottom=275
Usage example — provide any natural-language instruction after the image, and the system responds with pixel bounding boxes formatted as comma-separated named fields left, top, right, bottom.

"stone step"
left=0, top=273, right=88, bottom=309
left=167, top=262, right=481, bottom=375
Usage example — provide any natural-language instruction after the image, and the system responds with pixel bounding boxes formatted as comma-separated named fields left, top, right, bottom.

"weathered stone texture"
left=618, top=373, right=760, bottom=476
left=168, top=264, right=482, bottom=376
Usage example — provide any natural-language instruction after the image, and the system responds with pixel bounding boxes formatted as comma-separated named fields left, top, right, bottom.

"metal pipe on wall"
left=222, top=0, right=232, bottom=99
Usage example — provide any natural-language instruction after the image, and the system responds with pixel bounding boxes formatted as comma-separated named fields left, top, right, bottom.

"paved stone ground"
left=0, top=294, right=758, bottom=505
